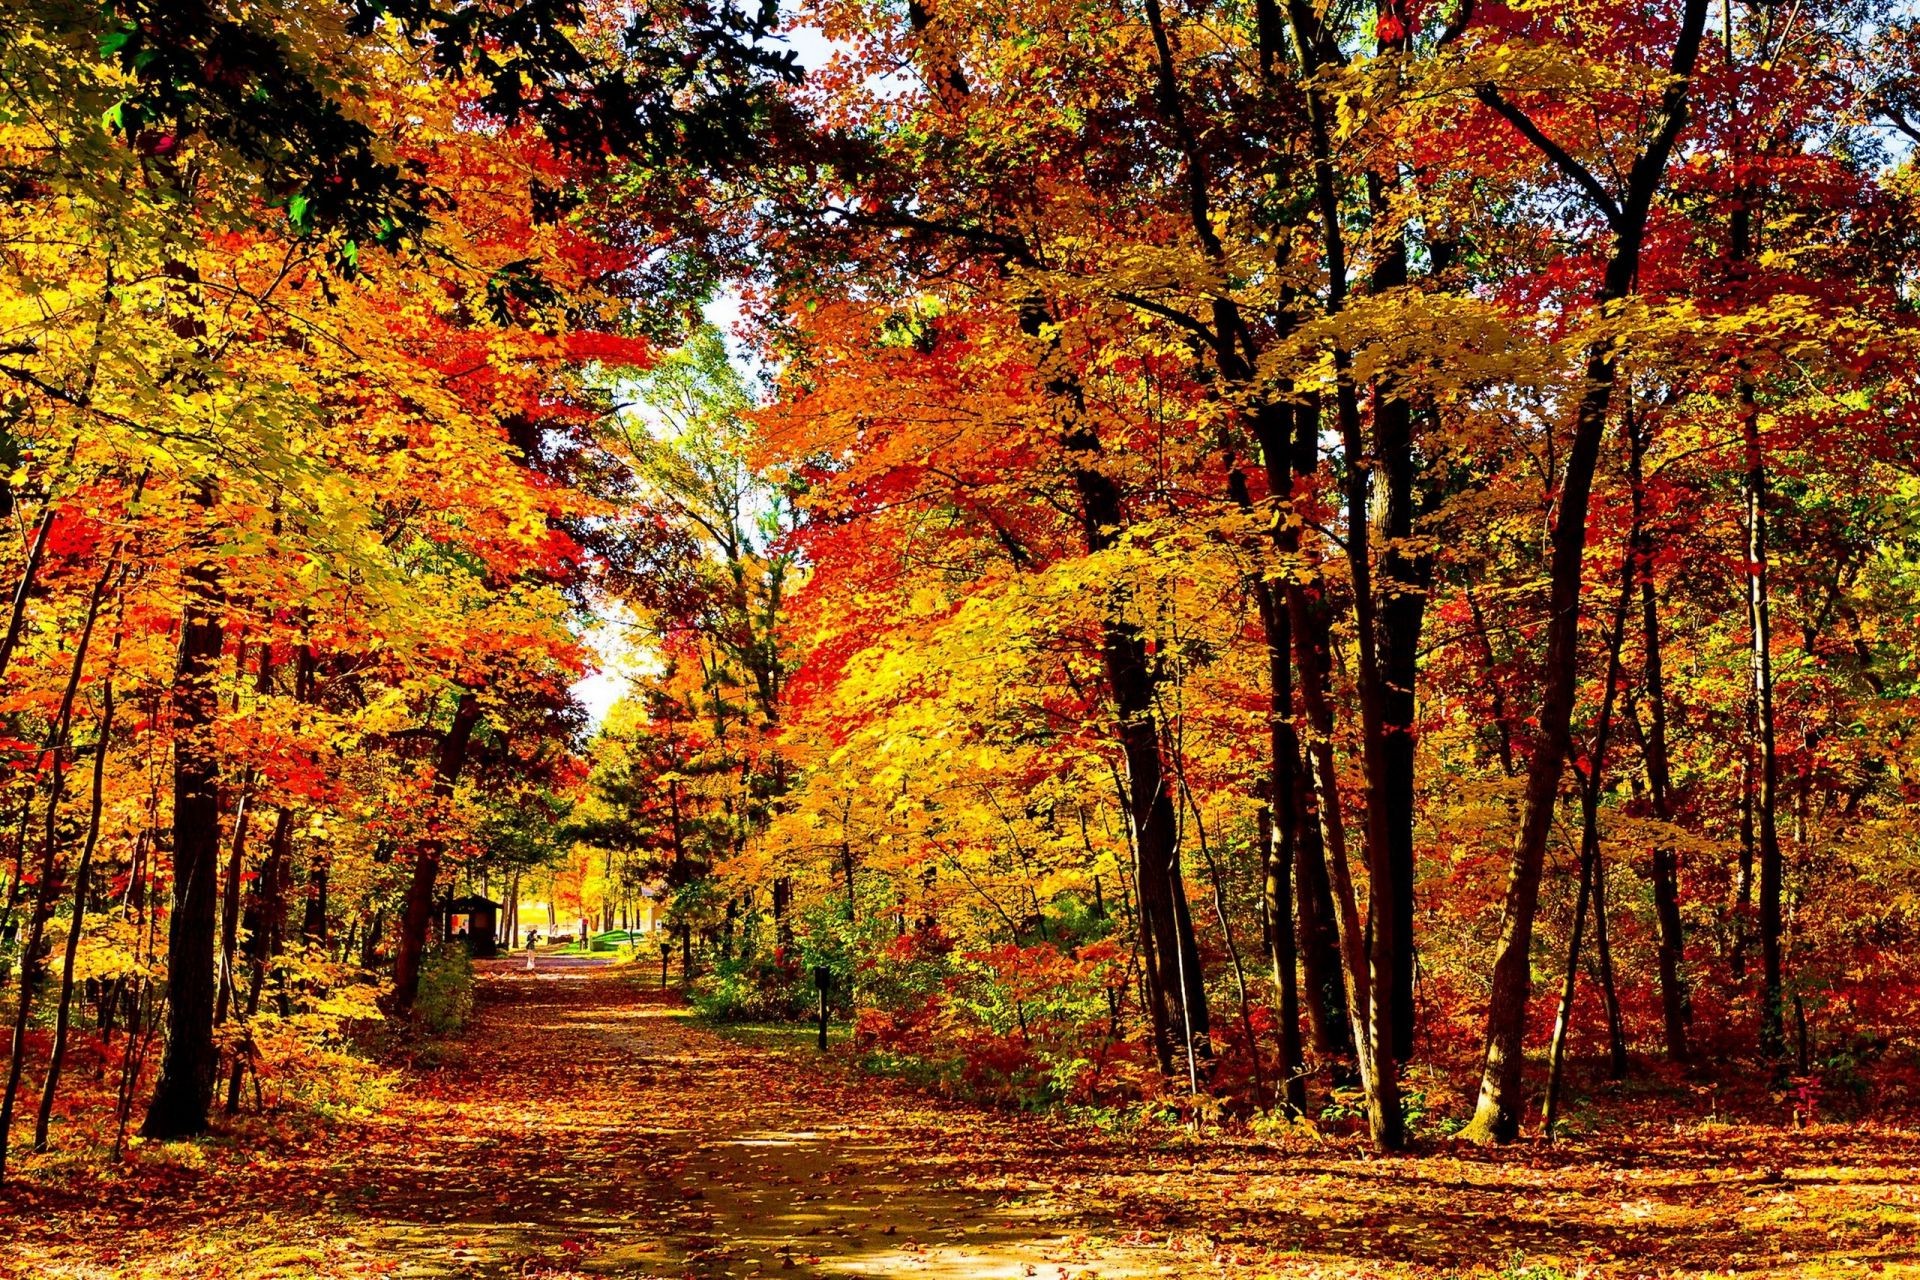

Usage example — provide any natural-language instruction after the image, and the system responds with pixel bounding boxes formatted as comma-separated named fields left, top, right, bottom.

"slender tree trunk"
left=1744, top=386, right=1786, bottom=1065
left=1627, top=414, right=1692, bottom=1062
left=1542, top=527, right=1636, bottom=1133
left=1289, top=575, right=1381, bottom=1109
left=1236, top=407, right=1309, bottom=1113
left=1365, top=177, right=1428, bottom=1068
left=0, top=504, right=55, bottom=687
left=227, top=805, right=292, bottom=1112
left=35, top=681, right=115, bottom=1151
left=1249, top=403, right=1350, bottom=1077
left=143, top=496, right=227, bottom=1140
left=1281, top=2, right=1407, bottom=1144
left=1588, top=836, right=1628, bottom=1078
left=1259, top=805, right=1305, bottom=1115
left=1463, top=0, right=1707, bottom=1142
left=1732, top=730, right=1755, bottom=979
left=391, top=691, right=481, bottom=1012
left=1029, top=295, right=1210, bottom=1071
left=1543, top=796, right=1598, bottom=1140
left=215, top=777, right=253, bottom=1025
left=0, top=559, right=115, bottom=1175
left=1292, top=770, right=1352, bottom=1066
left=772, top=876, right=792, bottom=951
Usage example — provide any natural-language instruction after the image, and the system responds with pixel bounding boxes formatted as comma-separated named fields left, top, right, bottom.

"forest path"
left=7, top=960, right=1920, bottom=1279
left=3, top=960, right=1168, bottom=1280
left=333, top=959, right=1168, bottom=1279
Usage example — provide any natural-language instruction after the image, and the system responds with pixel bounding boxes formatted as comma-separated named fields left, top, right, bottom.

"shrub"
left=415, top=944, right=475, bottom=1036
left=689, top=951, right=812, bottom=1022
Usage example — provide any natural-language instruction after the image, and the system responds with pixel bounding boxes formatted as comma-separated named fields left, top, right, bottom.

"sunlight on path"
left=324, top=963, right=1168, bottom=1279
left=10, top=963, right=1920, bottom=1279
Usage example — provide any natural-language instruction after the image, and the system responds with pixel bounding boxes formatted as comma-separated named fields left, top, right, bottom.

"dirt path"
left=2, top=960, right=1169, bottom=1279
left=338, top=960, right=1169, bottom=1278
left=6, top=960, right=1920, bottom=1279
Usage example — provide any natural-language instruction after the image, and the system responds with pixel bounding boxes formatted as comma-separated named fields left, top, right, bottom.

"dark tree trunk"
left=215, top=778, right=253, bottom=1026
left=1544, top=791, right=1600, bottom=1141
left=1271, top=2, right=1410, bottom=1139
left=1025, top=292, right=1210, bottom=1074
left=1104, top=618, right=1209, bottom=1076
left=1293, top=775, right=1353, bottom=1065
left=1376, top=396, right=1427, bottom=1065
left=1627, top=415, right=1691, bottom=1062
left=1463, top=0, right=1707, bottom=1138
left=1365, top=173, right=1428, bottom=1068
left=227, top=805, right=291, bottom=1112
left=1258, top=805, right=1305, bottom=1115
left=391, top=691, right=482, bottom=1012
left=1733, top=736, right=1755, bottom=980
left=0, top=504, right=55, bottom=688
left=1588, top=831, right=1628, bottom=1079
left=143, top=509, right=228, bottom=1140
left=33, top=677, right=116, bottom=1152
left=772, top=876, right=792, bottom=951
left=1, top=559, right=115, bottom=1175
left=1740, top=374, right=1786, bottom=1065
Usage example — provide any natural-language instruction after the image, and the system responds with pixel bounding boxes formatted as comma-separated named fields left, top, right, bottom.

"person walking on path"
left=524, top=929, right=539, bottom=972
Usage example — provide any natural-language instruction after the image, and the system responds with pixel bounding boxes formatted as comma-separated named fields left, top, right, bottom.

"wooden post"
left=659, top=942, right=671, bottom=989
left=815, top=965, right=832, bottom=1051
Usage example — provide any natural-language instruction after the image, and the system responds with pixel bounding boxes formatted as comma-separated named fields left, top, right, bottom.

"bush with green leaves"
left=415, top=944, right=475, bottom=1036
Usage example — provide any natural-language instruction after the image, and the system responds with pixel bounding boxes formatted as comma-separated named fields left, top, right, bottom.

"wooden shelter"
left=442, top=894, right=500, bottom=958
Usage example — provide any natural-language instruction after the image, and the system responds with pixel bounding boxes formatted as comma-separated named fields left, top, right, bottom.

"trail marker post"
left=814, top=965, right=832, bottom=1051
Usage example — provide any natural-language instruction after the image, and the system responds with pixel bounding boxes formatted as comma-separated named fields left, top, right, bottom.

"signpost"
left=814, top=965, right=832, bottom=1051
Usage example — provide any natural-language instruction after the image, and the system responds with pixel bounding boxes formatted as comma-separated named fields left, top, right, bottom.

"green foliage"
left=688, top=952, right=811, bottom=1022
left=413, top=945, right=475, bottom=1037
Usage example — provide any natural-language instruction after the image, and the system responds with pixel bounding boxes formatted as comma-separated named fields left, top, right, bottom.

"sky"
left=566, top=15, right=845, bottom=733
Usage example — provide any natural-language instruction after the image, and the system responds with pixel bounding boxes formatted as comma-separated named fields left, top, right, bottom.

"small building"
left=442, top=894, right=500, bottom=959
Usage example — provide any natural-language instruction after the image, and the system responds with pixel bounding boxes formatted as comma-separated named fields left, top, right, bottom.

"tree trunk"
left=1627, top=415, right=1691, bottom=1062
left=1732, top=731, right=1754, bottom=980
left=1293, top=772, right=1352, bottom=1066
left=33, top=678, right=116, bottom=1152
left=0, top=559, right=115, bottom=1175
left=1033, top=295, right=1210, bottom=1073
left=1259, top=804, right=1306, bottom=1115
left=391, top=691, right=482, bottom=1012
left=143, top=501, right=227, bottom=1140
left=772, top=876, right=792, bottom=951
left=215, top=777, right=253, bottom=1026
left=1744, top=372, right=1786, bottom=1066
left=1543, top=794, right=1598, bottom=1141
left=1588, top=834, right=1628, bottom=1079
left=1289, top=574, right=1382, bottom=1109
left=0, top=503, right=55, bottom=687
left=1461, top=0, right=1707, bottom=1136
left=1366, top=178, right=1428, bottom=1069
left=226, top=805, right=292, bottom=1112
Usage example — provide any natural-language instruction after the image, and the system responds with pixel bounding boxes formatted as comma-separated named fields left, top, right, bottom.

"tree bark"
left=1462, top=0, right=1708, bottom=1140
left=1627, top=414, right=1691, bottom=1062
left=390, top=690, right=482, bottom=1012
left=36, top=681, right=115, bottom=1151
left=1588, top=828, right=1628, bottom=1079
left=143, top=496, right=228, bottom=1139
left=0, top=503, right=55, bottom=688
left=0, top=556, right=116, bottom=1175
left=226, top=805, right=291, bottom=1112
